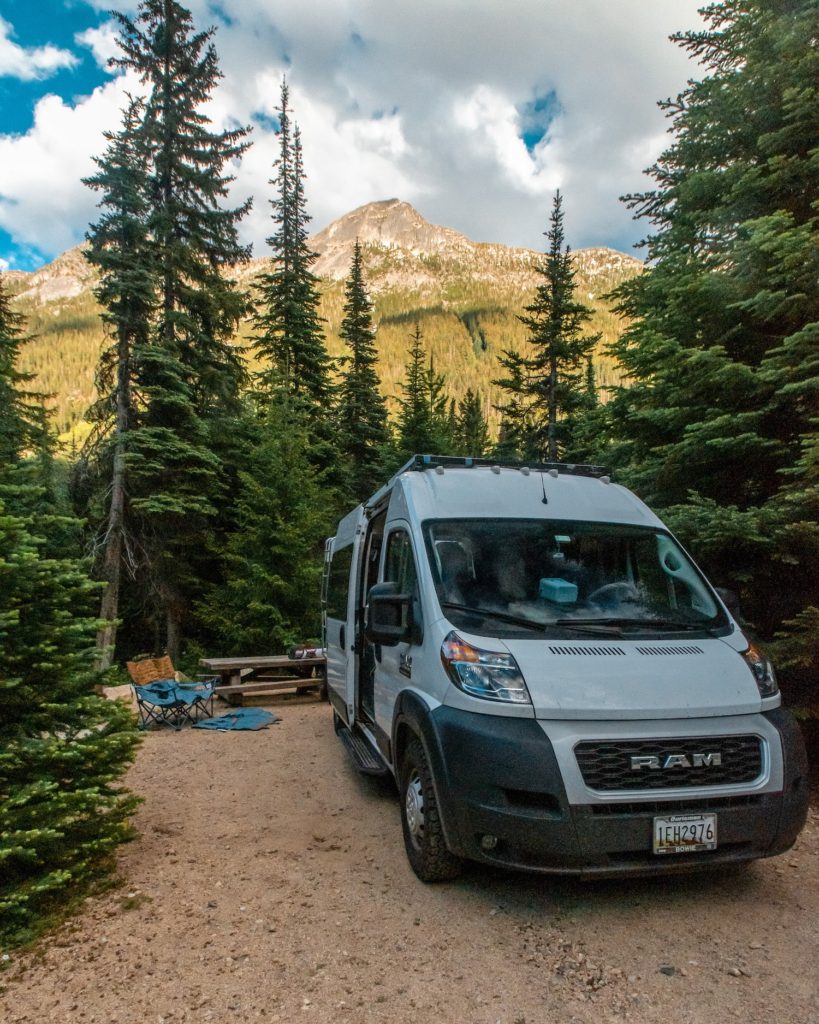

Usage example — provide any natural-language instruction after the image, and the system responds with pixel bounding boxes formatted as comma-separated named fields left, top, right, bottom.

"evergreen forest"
left=0, top=0, right=816, bottom=948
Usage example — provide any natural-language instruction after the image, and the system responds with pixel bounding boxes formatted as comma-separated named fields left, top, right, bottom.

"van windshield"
left=423, top=519, right=729, bottom=638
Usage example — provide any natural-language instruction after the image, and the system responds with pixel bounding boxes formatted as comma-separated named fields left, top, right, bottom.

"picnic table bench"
left=200, top=654, right=327, bottom=705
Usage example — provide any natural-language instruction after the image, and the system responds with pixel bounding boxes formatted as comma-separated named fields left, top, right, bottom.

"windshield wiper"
left=440, top=603, right=623, bottom=637
left=556, top=616, right=717, bottom=634
left=547, top=619, right=625, bottom=636
left=440, top=602, right=546, bottom=633
left=632, top=617, right=720, bottom=636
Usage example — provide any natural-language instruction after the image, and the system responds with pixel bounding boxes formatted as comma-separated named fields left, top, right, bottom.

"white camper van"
left=322, top=455, right=808, bottom=881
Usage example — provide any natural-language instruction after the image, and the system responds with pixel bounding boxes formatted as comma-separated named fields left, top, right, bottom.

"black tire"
left=399, top=737, right=462, bottom=882
left=332, top=709, right=344, bottom=734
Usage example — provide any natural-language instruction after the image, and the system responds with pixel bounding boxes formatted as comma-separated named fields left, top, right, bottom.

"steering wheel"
left=587, top=581, right=640, bottom=607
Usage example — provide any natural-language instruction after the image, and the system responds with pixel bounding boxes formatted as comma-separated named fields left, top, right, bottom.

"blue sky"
left=0, top=0, right=704, bottom=272
left=0, top=2, right=108, bottom=134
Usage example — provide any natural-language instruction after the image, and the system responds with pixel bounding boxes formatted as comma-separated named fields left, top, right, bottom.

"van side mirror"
left=716, top=586, right=742, bottom=620
left=366, top=582, right=414, bottom=646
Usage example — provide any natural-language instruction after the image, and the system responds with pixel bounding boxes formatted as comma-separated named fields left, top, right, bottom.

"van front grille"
left=575, top=735, right=763, bottom=791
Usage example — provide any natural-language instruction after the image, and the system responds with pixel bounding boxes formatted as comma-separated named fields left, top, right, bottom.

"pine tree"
left=336, top=240, right=389, bottom=500
left=198, top=396, right=335, bottom=653
left=109, top=0, right=252, bottom=658
left=0, top=278, right=66, bottom=525
left=492, top=351, right=530, bottom=459
left=455, top=388, right=489, bottom=457
left=608, top=0, right=819, bottom=702
left=424, top=355, right=453, bottom=450
left=253, top=80, right=331, bottom=411
left=447, top=399, right=459, bottom=450
left=0, top=277, right=139, bottom=948
left=395, top=323, right=451, bottom=458
left=82, top=97, right=156, bottom=668
left=0, top=277, right=35, bottom=464
left=583, top=357, right=597, bottom=409
left=494, top=191, right=600, bottom=461
left=204, top=79, right=340, bottom=657
left=561, top=356, right=610, bottom=465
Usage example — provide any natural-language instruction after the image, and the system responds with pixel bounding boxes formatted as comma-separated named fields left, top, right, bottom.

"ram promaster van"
left=322, top=455, right=808, bottom=880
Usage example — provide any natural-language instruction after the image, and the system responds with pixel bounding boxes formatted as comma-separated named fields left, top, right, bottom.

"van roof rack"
left=400, top=454, right=610, bottom=479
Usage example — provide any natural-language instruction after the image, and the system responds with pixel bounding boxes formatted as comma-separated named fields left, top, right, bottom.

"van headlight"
left=440, top=631, right=531, bottom=705
left=742, top=642, right=779, bottom=698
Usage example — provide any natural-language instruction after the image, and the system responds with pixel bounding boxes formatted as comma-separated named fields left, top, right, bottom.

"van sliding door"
left=324, top=539, right=354, bottom=719
left=357, top=507, right=387, bottom=723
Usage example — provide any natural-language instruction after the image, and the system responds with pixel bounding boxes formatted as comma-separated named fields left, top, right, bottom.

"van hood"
left=504, top=637, right=760, bottom=720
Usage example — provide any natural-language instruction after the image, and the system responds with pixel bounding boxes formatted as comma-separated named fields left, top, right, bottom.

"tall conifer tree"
left=107, top=0, right=251, bottom=657
left=207, top=80, right=337, bottom=653
left=0, top=277, right=139, bottom=948
left=253, top=80, right=331, bottom=411
left=336, top=240, right=389, bottom=499
left=0, top=276, right=36, bottom=464
left=197, top=396, right=333, bottom=653
left=455, top=388, right=489, bottom=457
left=395, top=323, right=451, bottom=457
left=83, top=98, right=155, bottom=668
left=495, top=191, right=599, bottom=461
left=608, top=0, right=818, bottom=699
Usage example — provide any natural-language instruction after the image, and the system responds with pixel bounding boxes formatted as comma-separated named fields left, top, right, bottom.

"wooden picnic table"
left=200, top=654, right=327, bottom=705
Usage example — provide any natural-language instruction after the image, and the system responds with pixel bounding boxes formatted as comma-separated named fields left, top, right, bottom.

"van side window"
left=363, top=509, right=387, bottom=605
left=326, top=544, right=353, bottom=619
left=384, top=529, right=419, bottom=597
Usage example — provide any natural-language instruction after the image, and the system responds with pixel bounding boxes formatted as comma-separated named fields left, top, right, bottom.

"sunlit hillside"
left=9, top=200, right=641, bottom=442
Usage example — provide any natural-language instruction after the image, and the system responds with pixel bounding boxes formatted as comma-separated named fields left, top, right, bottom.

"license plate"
left=653, top=813, right=717, bottom=855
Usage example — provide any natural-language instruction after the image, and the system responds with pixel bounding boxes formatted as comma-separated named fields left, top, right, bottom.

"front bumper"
left=428, top=706, right=809, bottom=877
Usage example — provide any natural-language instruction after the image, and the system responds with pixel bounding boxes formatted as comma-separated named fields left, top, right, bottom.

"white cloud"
left=0, top=73, right=138, bottom=255
left=452, top=85, right=561, bottom=197
left=0, top=15, right=78, bottom=80
left=0, top=256, right=9, bottom=271
left=191, top=0, right=704, bottom=253
left=76, top=22, right=121, bottom=68
left=0, top=0, right=705, bottom=263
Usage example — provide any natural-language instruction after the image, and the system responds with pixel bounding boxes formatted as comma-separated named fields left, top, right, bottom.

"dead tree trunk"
left=95, top=329, right=131, bottom=671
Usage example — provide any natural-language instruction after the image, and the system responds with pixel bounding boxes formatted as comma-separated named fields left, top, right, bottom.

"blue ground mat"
left=193, top=707, right=279, bottom=731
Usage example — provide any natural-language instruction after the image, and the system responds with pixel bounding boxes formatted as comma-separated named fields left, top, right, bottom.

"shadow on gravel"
left=348, top=770, right=399, bottom=802
left=448, top=857, right=771, bottom=922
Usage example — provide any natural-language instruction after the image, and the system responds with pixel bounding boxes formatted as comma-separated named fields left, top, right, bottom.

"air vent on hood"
left=548, top=646, right=626, bottom=657
left=636, top=645, right=704, bottom=656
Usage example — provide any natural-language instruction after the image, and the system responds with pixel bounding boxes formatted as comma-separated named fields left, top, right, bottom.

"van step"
left=338, top=725, right=390, bottom=777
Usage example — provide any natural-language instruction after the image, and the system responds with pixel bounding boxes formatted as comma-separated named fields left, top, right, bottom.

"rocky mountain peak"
left=9, top=245, right=96, bottom=304
left=309, top=199, right=474, bottom=278
left=8, top=199, right=642, bottom=301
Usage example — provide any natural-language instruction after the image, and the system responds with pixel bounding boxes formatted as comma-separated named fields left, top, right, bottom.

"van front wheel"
left=399, top=737, right=462, bottom=882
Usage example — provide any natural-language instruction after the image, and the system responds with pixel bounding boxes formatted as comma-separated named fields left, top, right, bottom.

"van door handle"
left=339, top=625, right=346, bottom=649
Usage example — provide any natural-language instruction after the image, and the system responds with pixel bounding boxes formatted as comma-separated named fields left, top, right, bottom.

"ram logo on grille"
left=576, top=736, right=759, bottom=791
left=630, top=752, right=723, bottom=770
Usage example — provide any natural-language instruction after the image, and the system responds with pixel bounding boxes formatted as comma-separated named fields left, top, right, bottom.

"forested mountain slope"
left=9, top=199, right=641, bottom=439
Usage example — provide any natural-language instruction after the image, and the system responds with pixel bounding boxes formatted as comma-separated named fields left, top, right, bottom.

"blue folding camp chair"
left=127, top=657, right=216, bottom=730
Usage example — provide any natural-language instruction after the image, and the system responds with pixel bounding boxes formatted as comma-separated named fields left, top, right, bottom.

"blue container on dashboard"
left=539, top=577, right=578, bottom=604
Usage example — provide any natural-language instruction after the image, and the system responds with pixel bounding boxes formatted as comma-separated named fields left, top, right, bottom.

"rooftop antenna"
left=540, top=471, right=548, bottom=504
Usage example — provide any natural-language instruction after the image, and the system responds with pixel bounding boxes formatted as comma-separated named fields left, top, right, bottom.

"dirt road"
left=2, top=700, right=818, bottom=1024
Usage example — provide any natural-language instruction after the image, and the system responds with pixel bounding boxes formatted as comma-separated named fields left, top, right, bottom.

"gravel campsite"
left=1, top=698, right=817, bottom=1024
